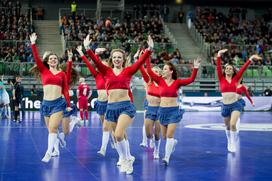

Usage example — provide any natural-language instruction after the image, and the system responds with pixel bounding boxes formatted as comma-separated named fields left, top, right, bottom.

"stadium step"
left=165, top=23, right=204, bottom=61
left=33, top=20, right=64, bottom=56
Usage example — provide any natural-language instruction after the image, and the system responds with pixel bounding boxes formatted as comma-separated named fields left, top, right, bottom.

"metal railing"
left=187, top=22, right=211, bottom=59
left=0, top=60, right=271, bottom=79
left=210, top=44, right=272, bottom=56
left=159, top=15, right=178, bottom=49
left=65, top=41, right=176, bottom=54
left=59, top=8, right=97, bottom=20
left=0, top=61, right=271, bottom=93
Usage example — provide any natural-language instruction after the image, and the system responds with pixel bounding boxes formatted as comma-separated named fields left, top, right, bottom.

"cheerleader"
left=216, top=49, right=261, bottom=152
left=79, top=35, right=153, bottom=174
left=139, top=56, right=162, bottom=159
left=146, top=57, right=201, bottom=165
left=76, top=48, right=113, bottom=157
left=30, top=33, right=71, bottom=162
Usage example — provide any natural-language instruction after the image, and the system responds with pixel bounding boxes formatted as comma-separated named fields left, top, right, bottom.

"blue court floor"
left=0, top=111, right=272, bottom=181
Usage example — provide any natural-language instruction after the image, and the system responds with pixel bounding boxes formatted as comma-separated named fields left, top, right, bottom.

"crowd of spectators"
left=0, top=0, right=34, bottom=62
left=193, top=7, right=272, bottom=66
left=59, top=4, right=187, bottom=69
left=60, top=14, right=170, bottom=45
left=0, top=0, right=34, bottom=40
left=131, top=4, right=170, bottom=22
left=0, top=41, right=33, bottom=62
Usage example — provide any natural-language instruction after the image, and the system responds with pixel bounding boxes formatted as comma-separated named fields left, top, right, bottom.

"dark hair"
left=59, top=62, right=79, bottom=86
left=165, top=62, right=177, bottom=80
left=223, top=64, right=237, bottom=78
left=30, top=52, right=59, bottom=79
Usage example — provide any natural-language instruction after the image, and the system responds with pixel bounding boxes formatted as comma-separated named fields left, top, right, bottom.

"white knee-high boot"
left=140, top=125, right=147, bottom=147
left=230, top=131, right=238, bottom=152
left=236, top=118, right=240, bottom=134
left=163, top=138, right=177, bottom=165
left=153, top=139, right=161, bottom=159
left=97, top=131, right=110, bottom=156
left=42, top=133, right=57, bottom=162
left=225, top=129, right=231, bottom=152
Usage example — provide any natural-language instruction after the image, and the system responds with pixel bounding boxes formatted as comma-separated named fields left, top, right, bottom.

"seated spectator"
left=194, top=7, right=271, bottom=65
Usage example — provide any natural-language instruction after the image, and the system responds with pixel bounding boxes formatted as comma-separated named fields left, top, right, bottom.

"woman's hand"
left=217, top=49, right=228, bottom=57
left=193, top=57, right=202, bottom=68
left=66, top=107, right=72, bottom=112
left=29, top=33, right=37, bottom=44
left=249, top=54, right=262, bottom=61
left=76, top=45, right=84, bottom=56
left=83, top=34, right=92, bottom=50
left=67, top=49, right=73, bottom=61
left=147, top=35, right=154, bottom=51
left=95, top=48, right=107, bottom=55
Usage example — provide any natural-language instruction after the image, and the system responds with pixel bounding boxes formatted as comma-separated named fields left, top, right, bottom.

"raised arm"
left=81, top=54, right=99, bottom=77
left=177, top=68, right=198, bottom=86
left=177, top=58, right=200, bottom=87
left=86, top=49, right=109, bottom=74
left=235, top=55, right=262, bottom=80
left=66, top=50, right=73, bottom=84
left=83, top=35, right=109, bottom=75
left=30, top=33, right=47, bottom=72
left=146, top=57, right=162, bottom=84
left=135, top=49, right=149, bottom=83
left=128, top=50, right=152, bottom=74
left=140, top=66, right=150, bottom=83
left=128, top=35, right=153, bottom=74
left=62, top=73, right=71, bottom=107
left=216, top=49, right=228, bottom=80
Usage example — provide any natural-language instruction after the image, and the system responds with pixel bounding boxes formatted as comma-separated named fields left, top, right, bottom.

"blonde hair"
left=108, top=49, right=128, bottom=68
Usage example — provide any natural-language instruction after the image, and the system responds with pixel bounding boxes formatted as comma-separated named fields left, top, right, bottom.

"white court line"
left=185, top=123, right=272, bottom=132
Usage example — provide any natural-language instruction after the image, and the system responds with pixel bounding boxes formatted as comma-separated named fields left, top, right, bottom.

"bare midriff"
left=146, top=95, right=160, bottom=107
left=222, top=92, right=239, bottom=104
left=108, top=89, right=130, bottom=103
left=97, top=90, right=108, bottom=102
left=43, top=85, right=62, bottom=100
left=160, top=97, right=178, bottom=107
